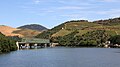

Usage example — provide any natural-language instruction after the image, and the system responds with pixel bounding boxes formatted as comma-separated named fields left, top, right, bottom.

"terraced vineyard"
left=36, top=17, right=120, bottom=39
left=51, top=22, right=120, bottom=37
left=65, top=22, right=101, bottom=30
left=52, top=29, right=72, bottom=37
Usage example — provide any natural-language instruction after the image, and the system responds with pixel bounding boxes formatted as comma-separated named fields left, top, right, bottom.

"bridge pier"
left=34, top=44, right=38, bottom=49
left=16, top=42, right=19, bottom=49
left=25, top=43, right=29, bottom=49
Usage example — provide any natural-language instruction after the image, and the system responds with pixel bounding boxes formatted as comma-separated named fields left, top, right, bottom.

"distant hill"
left=18, top=24, right=47, bottom=31
left=93, top=17, right=120, bottom=25
left=0, top=25, right=23, bottom=37
left=0, top=25, right=41, bottom=38
left=36, top=17, right=120, bottom=39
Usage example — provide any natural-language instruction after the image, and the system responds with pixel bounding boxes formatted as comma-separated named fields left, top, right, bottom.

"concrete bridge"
left=16, top=38, right=50, bottom=49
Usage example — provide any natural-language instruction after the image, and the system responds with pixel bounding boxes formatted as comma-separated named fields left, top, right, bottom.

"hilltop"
left=93, top=17, right=120, bottom=25
left=18, top=24, right=47, bottom=31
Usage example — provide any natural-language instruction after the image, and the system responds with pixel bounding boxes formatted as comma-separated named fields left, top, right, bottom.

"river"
left=0, top=48, right=120, bottom=67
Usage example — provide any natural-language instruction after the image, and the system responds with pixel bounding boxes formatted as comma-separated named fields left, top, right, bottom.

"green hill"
left=36, top=22, right=66, bottom=39
left=18, top=24, right=47, bottom=31
left=36, top=17, right=120, bottom=39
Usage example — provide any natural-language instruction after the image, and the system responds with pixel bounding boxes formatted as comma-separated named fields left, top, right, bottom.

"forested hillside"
left=36, top=17, right=120, bottom=47
left=0, top=32, right=17, bottom=53
left=56, top=30, right=110, bottom=47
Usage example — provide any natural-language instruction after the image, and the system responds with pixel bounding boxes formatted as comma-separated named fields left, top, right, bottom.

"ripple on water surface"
left=0, top=48, right=120, bottom=67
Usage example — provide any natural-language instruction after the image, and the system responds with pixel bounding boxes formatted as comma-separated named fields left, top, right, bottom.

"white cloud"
left=20, top=6, right=29, bottom=9
left=98, top=0, right=119, bottom=2
left=61, top=14, right=88, bottom=20
left=96, top=9, right=120, bottom=17
left=34, top=9, right=55, bottom=16
left=58, top=6, right=83, bottom=10
left=88, top=0, right=119, bottom=2
left=61, top=14, right=81, bottom=17
left=58, top=6, right=90, bottom=10
left=58, top=0, right=66, bottom=4
left=101, top=0, right=119, bottom=2
left=33, top=0, right=41, bottom=4
left=58, top=0, right=92, bottom=6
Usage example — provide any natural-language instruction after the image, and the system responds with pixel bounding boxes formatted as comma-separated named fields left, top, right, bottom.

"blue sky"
left=0, top=0, right=120, bottom=29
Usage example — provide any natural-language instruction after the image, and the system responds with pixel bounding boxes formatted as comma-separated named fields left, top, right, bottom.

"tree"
left=58, top=30, right=79, bottom=46
left=75, top=30, right=110, bottom=47
left=0, top=32, right=17, bottom=53
left=109, top=35, right=120, bottom=44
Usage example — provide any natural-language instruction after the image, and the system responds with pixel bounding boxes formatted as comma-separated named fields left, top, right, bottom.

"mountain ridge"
left=17, top=24, right=47, bottom=31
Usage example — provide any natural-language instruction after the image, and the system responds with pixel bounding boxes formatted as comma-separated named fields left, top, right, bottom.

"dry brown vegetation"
left=0, top=25, right=41, bottom=38
left=0, top=25, right=23, bottom=37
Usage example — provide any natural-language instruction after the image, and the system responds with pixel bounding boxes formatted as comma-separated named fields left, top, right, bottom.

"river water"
left=0, top=48, right=120, bottom=67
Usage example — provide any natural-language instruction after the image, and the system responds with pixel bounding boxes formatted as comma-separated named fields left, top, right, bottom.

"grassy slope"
left=52, top=29, right=72, bottom=37
left=13, top=29, right=41, bottom=38
left=51, top=22, right=101, bottom=37
left=51, top=22, right=120, bottom=37
left=37, top=17, right=120, bottom=38
left=65, top=22, right=101, bottom=30
left=0, top=25, right=23, bottom=37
